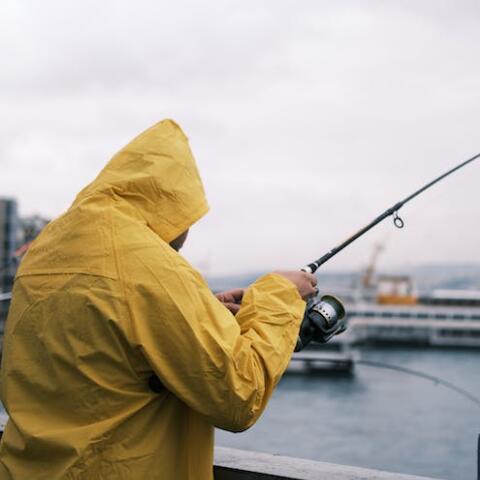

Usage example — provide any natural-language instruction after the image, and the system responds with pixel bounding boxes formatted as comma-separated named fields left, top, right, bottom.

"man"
left=0, top=119, right=317, bottom=479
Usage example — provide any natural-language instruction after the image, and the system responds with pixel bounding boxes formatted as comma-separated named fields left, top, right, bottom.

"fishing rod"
left=303, top=151, right=480, bottom=274
left=291, top=355, right=480, bottom=409
left=295, top=152, right=480, bottom=351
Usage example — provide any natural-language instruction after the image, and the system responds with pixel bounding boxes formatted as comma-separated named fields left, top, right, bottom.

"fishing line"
left=356, top=359, right=480, bottom=409
left=291, top=355, right=480, bottom=408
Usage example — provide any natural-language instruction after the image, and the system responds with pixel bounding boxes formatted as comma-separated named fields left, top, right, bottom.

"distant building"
left=0, top=198, right=19, bottom=294
left=20, top=215, right=50, bottom=245
left=0, top=199, right=49, bottom=334
left=0, top=198, right=19, bottom=334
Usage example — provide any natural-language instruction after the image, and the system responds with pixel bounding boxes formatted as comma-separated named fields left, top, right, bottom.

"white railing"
left=214, top=447, right=442, bottom=480
left=0, top=292, right=11, bottom=302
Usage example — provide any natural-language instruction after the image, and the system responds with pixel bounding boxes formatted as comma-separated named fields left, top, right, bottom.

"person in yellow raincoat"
left=0, top=120, right=317, bottom=479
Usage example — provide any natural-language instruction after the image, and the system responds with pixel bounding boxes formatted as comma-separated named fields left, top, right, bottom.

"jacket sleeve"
left=122, top=248, right=305, bottom=432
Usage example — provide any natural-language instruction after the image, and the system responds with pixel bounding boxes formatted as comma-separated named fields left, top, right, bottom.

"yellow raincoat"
left=0, top=120, right=305, bottom=479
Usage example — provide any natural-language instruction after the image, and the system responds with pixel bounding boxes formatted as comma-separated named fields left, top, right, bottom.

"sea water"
left=216, top=346, right=480, bottom=479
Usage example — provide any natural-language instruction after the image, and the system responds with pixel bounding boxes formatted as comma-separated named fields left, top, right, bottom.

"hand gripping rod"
left=304, top=152, right=480, bottom=274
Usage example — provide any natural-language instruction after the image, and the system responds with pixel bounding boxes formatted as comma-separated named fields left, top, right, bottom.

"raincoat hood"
left=73, top=119, right=209, bottom=243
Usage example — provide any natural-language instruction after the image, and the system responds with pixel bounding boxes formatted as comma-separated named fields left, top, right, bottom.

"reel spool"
left=295, top=294, right=346, bottom=352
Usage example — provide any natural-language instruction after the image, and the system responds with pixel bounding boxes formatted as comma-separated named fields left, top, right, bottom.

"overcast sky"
left=1, top=0, right=479, bottom=276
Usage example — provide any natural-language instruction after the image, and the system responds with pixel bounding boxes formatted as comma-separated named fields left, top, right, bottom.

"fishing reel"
left=295, top=294, right=346, bottom=352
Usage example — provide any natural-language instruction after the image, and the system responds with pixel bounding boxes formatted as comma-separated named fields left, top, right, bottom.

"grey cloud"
left=0, top=0, right=479, bottom=274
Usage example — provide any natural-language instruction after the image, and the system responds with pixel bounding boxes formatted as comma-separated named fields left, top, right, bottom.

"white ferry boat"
left=343, top=274, right=480, bottom=347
